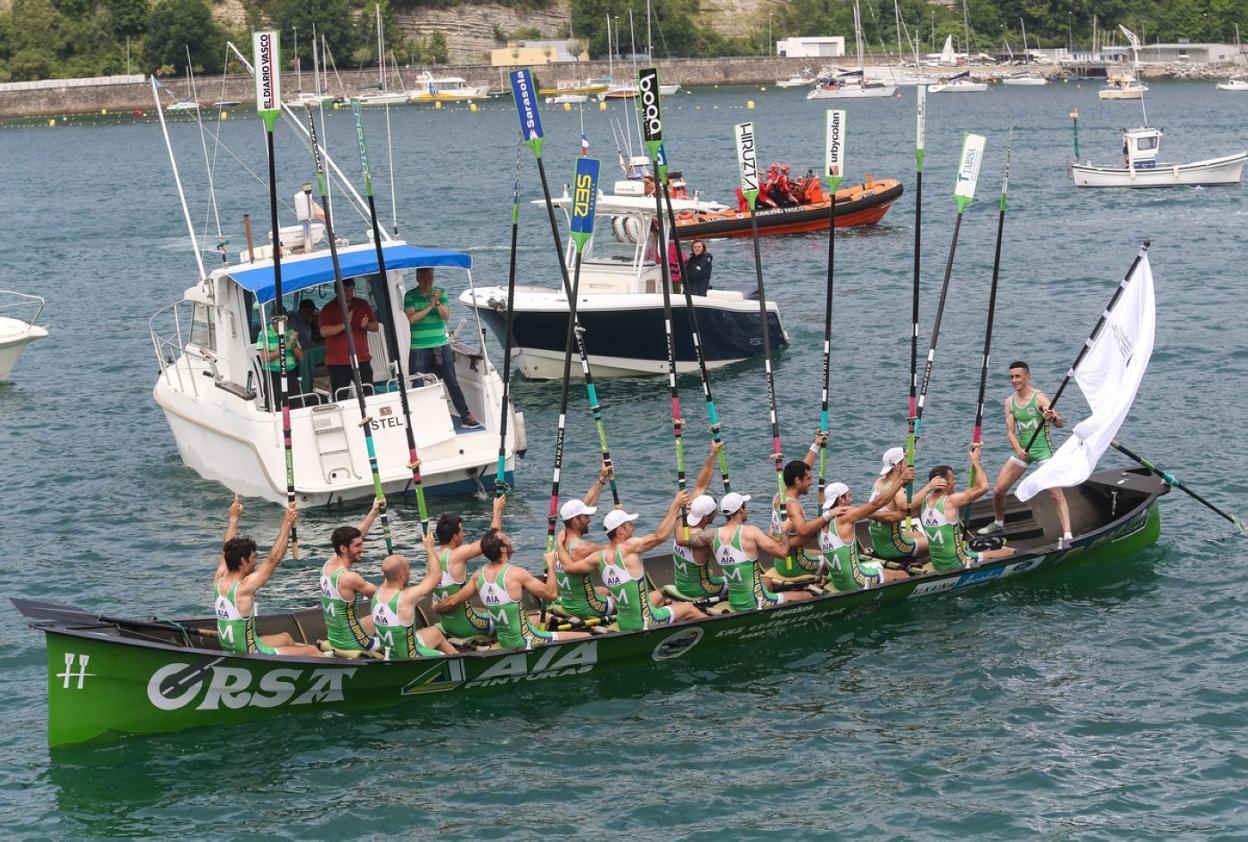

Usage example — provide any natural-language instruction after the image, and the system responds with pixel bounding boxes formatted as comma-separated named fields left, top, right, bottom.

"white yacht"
left=929, top=71, right=987, bottom=93
left=1099, top=74, right=1148, bottom=100
left=1069, top=127, right=1248, bottom=188
left=406, top=72, right=490, bottom=102
left=0, top=291, right=48, bottom=380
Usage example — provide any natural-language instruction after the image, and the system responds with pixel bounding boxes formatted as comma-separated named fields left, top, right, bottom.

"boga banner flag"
left=734, top=122, right=759, bottom=207
left=954, top=132, right=987, bottom=211
left=637, top=67, right=664, bottom=170
left=253, top=30, right=281, bottom=129
left=570, top=157, right=600, bottom=252
left=509, top=69, right=544, bottom=157
left=825, top=109, right=846, bottom=183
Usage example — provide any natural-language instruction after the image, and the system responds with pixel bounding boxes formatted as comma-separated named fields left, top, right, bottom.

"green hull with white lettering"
left=21, top=469, right=1165, bottom=747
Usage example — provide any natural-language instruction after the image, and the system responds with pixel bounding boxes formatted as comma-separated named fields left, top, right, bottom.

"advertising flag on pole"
left=825, top=109, right=846, bottom=186
left=734, top=122, right=760, bottom=208
left=509, top=69, right=544, bottom=157
left=569, top=157, right=600, bottom=252
left=954, top=132, right=986, bottom=212
left=253, top=30, right=282, bottom=131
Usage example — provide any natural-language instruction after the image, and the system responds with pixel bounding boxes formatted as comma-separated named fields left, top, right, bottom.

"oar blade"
left=954, top=132, right=987, bottom=213
left=734, top=121, right=760, bottom=208
left=824, top=109, right=846, bottom=192
left=253, top=30, right=282, bottom=132
left=637, top=67, right=664, bottom=171
left=509, top=69, right=544, bottom=158
left=569, top=157, right=600, bottom=253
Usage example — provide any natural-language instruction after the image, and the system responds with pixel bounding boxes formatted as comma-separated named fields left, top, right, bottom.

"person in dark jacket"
left=683, top=239, right=713, bottom=296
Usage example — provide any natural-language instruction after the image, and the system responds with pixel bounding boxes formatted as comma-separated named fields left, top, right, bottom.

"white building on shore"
left=776, top=37, right=846, bottom=58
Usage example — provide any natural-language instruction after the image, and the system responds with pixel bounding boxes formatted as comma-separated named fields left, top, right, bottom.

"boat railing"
left=0, top=290, right=45, bottom=327
left=149, top=300, right=201, bottom=397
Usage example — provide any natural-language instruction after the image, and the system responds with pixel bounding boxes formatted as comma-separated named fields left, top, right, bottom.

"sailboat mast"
left=606, top=15, right=613, bottom=79
left=894, top=0, right=904, bottom=63
left=647, top=0, right=653, bottom=59
left=1020, top=17, right=1029, bottom=62
left=854, top=0, right=864, bottom=71
left=376, top=3, right=385, bottom=89
left=962, top=0, right=971, bottom=55
left=294, top=27, right=301, bottom=92
left=312, top=23, right=320, bottom=96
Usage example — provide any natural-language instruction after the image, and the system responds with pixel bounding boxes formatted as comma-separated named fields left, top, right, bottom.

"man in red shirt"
left=319, top=278, right=381, bottom=398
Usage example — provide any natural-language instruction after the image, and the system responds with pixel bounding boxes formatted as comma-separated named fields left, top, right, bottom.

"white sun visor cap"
left=687, top=494, right=717, bottom=526
left=879, top=447, right=907, bottom=475
left=821, top=483, right=850, bottom=509
left=560, top=499, right=597, bottom=521
left=719, top=492, right=751, bottom=516
left=603, top=510, right=639, bottom=532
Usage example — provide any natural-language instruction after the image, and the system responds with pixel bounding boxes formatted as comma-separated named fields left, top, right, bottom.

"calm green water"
left=2, top=80, right=1247, bottom=838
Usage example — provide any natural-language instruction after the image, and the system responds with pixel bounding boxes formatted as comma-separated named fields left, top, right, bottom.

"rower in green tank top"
left=550, top=461, right=616, bottom=618
left=436, top=528, right=591, bottom=650
left=712, top=492, right=816, bottom=612
left=923, top=444, right=1017, bottom=572
left=978, top=361, right=1074, bottom=546
left=816, top=475, right=915, bottom=591
left=597, top=492, right=704, bottom=631
left=765, top=433, right=828, bottom=583
left=211, top=495, right=320, bottom=657
left=428, top=494, right=506, bottom=640
left=370, top=533, right=457, bottom=659
left=865, top=447, right=940, bottom=560
left=670, top=441, right=729, bottom=600
left=320, top=499, right=384, bottom=652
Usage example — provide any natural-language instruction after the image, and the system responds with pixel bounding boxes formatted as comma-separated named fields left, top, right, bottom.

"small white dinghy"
left=929, top=71, right=987, bottom=93
left=1099, top=74, right=1148, bottom=100
left=0, top=291, right=48, bottom=381
left=1069, top=127, right=1248, bottom=188
left=1216, top=78, right=1248, bottom=92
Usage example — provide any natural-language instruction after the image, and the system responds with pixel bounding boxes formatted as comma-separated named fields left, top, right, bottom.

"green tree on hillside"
left=144, top=0, right=224, bottom=74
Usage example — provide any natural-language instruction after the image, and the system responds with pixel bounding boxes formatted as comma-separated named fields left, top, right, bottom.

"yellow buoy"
left=221, top=111, right=228, bottom=120
left=435, top=101, right=442, bottom=109
left=470, top=102, right=478, bottom=112
left=747, top=100, right=755, bottom=109
left=48, top=118, right=56, bottom=127
left=100, top=108, right=107, bottom=115
left=333, top=101, right=340, bottom=109
left=563, top=102, right=571, bottom=112
left=599, top=100, right=607, bottom=111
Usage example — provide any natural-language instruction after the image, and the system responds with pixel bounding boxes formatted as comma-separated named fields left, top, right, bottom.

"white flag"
left=1017, top=253, right=1156, bottom=501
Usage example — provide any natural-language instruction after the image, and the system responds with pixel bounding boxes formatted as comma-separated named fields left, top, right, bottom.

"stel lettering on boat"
left=145, top=660, right=358, bottom=711
left=252, top=31, right=281, bottom=116
left=825, top=109, right=846, bottom=180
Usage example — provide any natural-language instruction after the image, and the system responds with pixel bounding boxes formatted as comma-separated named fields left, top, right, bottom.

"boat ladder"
left=309, top=403, right=360, bottom=484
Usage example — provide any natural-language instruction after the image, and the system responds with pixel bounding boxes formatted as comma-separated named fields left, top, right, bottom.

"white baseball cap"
left=879, top=447, right=906, bottom=475
left=821, top=482, right=850, bottom=508
left=720, top=492, right=751, bottom=516
left=560, top=499, right=597, bottom=521
left=603, top=510, right=639, bottom=533
left=687, top=494, right=717, bottom=526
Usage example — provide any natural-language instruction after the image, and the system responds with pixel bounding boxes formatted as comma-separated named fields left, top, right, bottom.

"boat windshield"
left=583, top=215, right=650, bottom=266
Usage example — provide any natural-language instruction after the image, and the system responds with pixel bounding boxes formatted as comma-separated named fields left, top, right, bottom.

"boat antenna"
left=495, top=141, right=524, bottom=496
left=384, top=99, right=399, bottom=235
left=912, top=132, right=986, bottom=485
left=965, top=130, right=1012, bottom=522
left=904, top=85, right=925, bottom=526
left=509, top=68, right=622, bottom=506
left=818, top=109, right=846, bottom=495
left=733, top=120, right=785, bottom=497
left=182, top=46, right=227, bottom=264
left=254, top=32, right=301, bottom=558
left=203, top=43, right=234, bottom=264
left=647, top=79, right=731, bottom=492
left=349, top=100, right=430, bottom=536
left=306, top=104, right=395, bottom=552
left=638, top=68, right=688, bottom=512
left=628, top=9, right=644, bottom=154
left=1020, top=241, right=1151, bottom=457
left=151, top=77, right=207, bottom=281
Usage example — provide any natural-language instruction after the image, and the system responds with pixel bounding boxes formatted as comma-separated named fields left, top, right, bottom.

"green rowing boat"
left=19, top=468, right=1166, bottom=748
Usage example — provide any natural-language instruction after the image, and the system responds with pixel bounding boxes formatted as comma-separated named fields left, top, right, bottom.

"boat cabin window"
left=189, top=302, right=216, bottom=351
left=1135, top=136, right=1157, bottom=151
left=243, top=274, right=394, bottom=344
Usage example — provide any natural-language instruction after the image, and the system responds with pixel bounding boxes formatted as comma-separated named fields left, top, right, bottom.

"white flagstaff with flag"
left=1017, top=252, right=1156, bottom=501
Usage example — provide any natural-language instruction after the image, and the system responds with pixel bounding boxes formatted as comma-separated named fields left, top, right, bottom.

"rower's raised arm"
left=249, top=503, right=299, bottom=590
left=750, top=523, right=789, bottom=559
left=356, top=496, right=383, bottom=538
left=950, top=444, right=990, bottom=507
left=524, top=553, right=561, bottom=602
left=583, top=460, right=612, bottom=507
left=846, top=468, right=915, bottom=523
left=490, top=493, right=507, bottom=530
left=435, top=573, right=478, bottom=613
left=638, top=491, right=689, bottom=550
left=801, top=431, right=827, bottom=468
left=693, top=440, right=723, bottom=497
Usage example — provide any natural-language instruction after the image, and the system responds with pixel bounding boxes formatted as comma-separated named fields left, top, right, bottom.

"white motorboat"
left=1099, top=74, right=1148, bottom=100
left=1069, top=126, right=1248, bottom=188
left=546, top=93, right=589, bottom=104
left=406, top=72, right=490, bottom=102
left=929, top=71, right=987, bottom=93
left=353, top=90, right=409, bottom=107
left=807, top=72, right=896, bottom=99
left=600, top=82, right=680, bottom=100
left=776, top=74, right=815, bottom=88
left=1216, top=78, right=1248, bottom=92
left=0, top=291, right=48, bottom=381
left=1001, top=72, right=1048, bottom=86
left=460, top=191, right=787, bottom=380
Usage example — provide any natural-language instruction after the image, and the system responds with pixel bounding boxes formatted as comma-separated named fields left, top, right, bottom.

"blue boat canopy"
left=227, top=244, right=472, bottom=303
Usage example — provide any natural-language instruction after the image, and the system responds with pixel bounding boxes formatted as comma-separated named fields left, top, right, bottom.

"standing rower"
left=978, top=361, right=1073, bottom=545
left=429, top=494, right=506, bottom=640
left=866, top=447, right=932, bottom=560
left=371, top=532, right=457, bottom=658
left=213, top=498, right=320, bottom=657
left=597, top=491, right=705, bottom=630
left=817, top=467, right=932, bottom=592
left=319, top=499, right=384, bottom=653
left=923, top=443, right=1017, bottom=572
left=434, top=529, right=590, bottom=649
left=671, top=441, right=729, bottom=601
left=713, top=492, right=816, bottom=612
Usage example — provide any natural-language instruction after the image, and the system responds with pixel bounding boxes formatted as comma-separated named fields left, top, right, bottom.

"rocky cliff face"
left=392, top=1, right=573, bottom=64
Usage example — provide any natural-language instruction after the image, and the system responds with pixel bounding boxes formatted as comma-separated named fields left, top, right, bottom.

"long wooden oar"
left=638, top=67, right=687, bottom=504
left=254, top=31, right=299, bottom=559
left=510, top=68, right=621, bottom=508
left=495, top=143, right=523, bottom=497
left=546, top=158, right=601, bottom=560
left=904, top=85, right=926, bottom=520
left=734, top=121, right=784, bottom=496
left=910, top=132, right=986, bottom=527
left=1020, top=241, right=1151, bottom=457
left=967, top=130, right=1013, bottom=500
left=348, top=100, right=429, bottom=537
left=1111, top=440, right=1246, bottom=534
left=305, top=105, right=393, bottom=553
left=819, top=109, right=846, bottom=495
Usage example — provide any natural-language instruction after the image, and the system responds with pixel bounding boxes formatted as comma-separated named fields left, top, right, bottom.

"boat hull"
left=1070, top=153, right=1248, bottom=187
left=463, top=290, right=788, bottom=380
left=674, top=180, right=903, bottom=239
left=1001, top=77, right=1047, bottom=86
left=0, top=318, right=47, bottom=380
left=929, top=82, right=988, bottom=93
left=21, top=469, right=1166, bottom=747
left=806, top=84, right=897, bottom=99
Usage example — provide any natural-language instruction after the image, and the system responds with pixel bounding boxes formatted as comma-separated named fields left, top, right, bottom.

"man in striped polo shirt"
left=404, top=268, right=481, bottom=429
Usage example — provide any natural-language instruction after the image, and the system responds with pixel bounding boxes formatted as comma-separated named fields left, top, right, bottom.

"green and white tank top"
left=556, top=536, right=610, bottom=617
left=214, top=578, right=270, bottom=655
left=600, top=545, right=655, bottom=631
left=320, top=564, right=373, bottom=650
left=1011, top=392, right=1054, bottom=460
left=817, top=524, right=871, bottom=591
left=867, top=479, right=915, bottom=559
left=769, top=493, right=785, bottom=538
left=672, top=531, right=723, bottom=598
left=477, top=564, right=534, bottom=649
left=371, top=590, right=438, bottom=659
left=921, top=496, right=974, bottom=572
left=713, top=526, right=778, bottom=612
left=430, top=548, right=491, bottom=638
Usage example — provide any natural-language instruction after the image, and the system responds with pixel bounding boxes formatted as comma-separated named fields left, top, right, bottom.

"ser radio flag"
left=569, top=157, right=600, bottom=252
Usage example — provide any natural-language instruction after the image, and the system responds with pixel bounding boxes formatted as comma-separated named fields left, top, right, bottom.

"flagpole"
left=305, top=106, right=394, bottom=552
left=734, top=121, right=784, bottom=497
left=912, top=132, right=986, bottom=483
left=1111, top=440, right=1246, bottom=534
left=819, top=109, right=846, bottom=495
left=1021, top=240, right=1151, bottom=456
left=510, top=68, right=622, bottom=508
left=254, top=31, right=298, bottom=558
left=904, top=85, right=925, bottom=527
